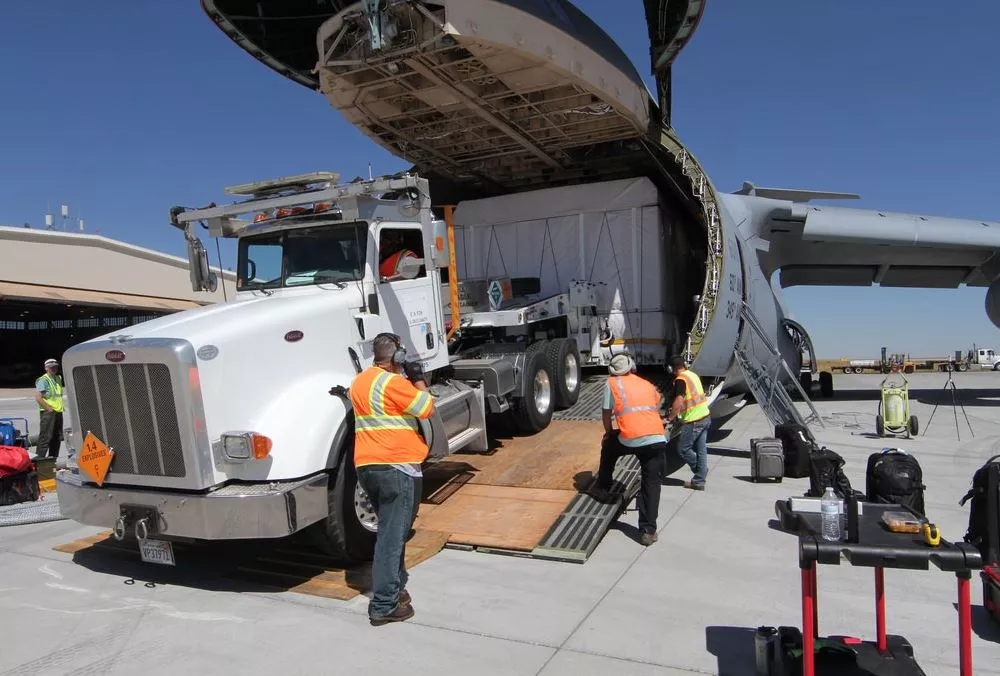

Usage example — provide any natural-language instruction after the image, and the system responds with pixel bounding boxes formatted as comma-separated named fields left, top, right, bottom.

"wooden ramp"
left=418, top=418, right=644, bottom=562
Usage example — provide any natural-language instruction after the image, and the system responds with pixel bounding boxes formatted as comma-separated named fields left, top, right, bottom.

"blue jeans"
left=356, top=465, right=421, bottom=618
left=677, top=416, right=711, bottom=486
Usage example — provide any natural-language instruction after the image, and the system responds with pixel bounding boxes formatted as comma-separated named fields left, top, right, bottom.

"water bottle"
left=821, top=486, right=841, bottom=541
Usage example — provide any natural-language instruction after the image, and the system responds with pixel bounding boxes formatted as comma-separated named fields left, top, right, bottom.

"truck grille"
left=72, top=364, right=186, bottom=477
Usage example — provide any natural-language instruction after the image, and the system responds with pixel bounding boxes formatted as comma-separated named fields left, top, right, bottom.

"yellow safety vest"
left=675, top=370, right=709, bottom=423
left=39, top=374, right=64, bottom=413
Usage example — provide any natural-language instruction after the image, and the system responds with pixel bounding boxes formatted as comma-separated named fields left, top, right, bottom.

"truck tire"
left=309, top=443, right=376, bottom=562
left=512, top=348, right=555, bottom=434
left=546, top=338, right=581, bottom=408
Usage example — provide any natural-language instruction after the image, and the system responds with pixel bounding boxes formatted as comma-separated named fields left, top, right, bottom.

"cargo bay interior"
left=0, top=226, right=233, bottom=386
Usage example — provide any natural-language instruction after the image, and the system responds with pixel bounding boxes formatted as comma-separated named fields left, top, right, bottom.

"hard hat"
left=609, top=354, right=633, bottom=376
left=44, top=358, right=59, bottom=367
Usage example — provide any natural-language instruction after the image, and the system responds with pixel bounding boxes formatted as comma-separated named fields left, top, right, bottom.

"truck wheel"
left=957, top=363, right=968, bottom=372
left=854, top=367, right=864, bottom=374
left=843, top=367, right=851, bottom=375
left=546, top=338, right=581, bottom=408
left=819, top=371, right=834, bottom=398
left=309, top=444, right=376, bottom=562
left=512, top=349, right=554, bottom=433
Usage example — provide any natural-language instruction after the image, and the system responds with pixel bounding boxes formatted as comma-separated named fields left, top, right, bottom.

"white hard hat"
left=44, top=358, right=59, bottom=367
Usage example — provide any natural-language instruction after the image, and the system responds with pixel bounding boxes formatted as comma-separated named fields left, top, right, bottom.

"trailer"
left=53, top=171, right=715, bottom=565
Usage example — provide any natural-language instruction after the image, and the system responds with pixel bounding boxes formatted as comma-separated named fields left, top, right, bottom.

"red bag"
left=0, top=445, right=31, bottom=477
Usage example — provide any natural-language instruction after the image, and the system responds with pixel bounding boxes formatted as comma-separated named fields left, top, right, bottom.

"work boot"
left=398, top=588, right=411, bottom=606
left=639, top=531, right=658, bottom=546
left=587, top=485, right=617, bottom=503
left=370, top=602, right=415, bottom=627
left=683, top=480, right=705, bottom=491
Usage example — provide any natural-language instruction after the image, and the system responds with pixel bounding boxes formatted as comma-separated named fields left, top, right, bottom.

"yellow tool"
left=922, top=522, right=941, bottom=546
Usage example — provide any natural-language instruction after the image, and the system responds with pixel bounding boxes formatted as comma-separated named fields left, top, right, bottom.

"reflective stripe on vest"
left=609, top=374, right=665, bottom=439
left=675, top=371, right=709, bottom=423
left=39, top=374, right=64, bottom=413
left=350, top=366, right=431, bottom=466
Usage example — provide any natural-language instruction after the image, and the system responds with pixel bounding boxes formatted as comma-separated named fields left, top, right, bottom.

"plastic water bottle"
left=821, top=486, right=842, bottom=541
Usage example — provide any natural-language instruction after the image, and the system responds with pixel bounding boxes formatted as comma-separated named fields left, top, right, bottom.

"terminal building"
left=0, top=225, right=233, bottom=386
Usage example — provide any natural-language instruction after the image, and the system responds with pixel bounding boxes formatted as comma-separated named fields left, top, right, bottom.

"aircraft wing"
left=733, top=194, right=1000, bottom=292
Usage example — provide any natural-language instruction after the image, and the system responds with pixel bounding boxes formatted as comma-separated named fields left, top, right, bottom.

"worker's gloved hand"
left=403, top=359, right=425, bottom=384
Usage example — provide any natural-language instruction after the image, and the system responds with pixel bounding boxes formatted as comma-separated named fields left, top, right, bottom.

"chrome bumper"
left=55, top=470, right=329, bottom=540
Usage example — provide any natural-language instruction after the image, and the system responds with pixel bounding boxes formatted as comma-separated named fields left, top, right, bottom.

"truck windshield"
left=237, top=223, right=367, bottom=290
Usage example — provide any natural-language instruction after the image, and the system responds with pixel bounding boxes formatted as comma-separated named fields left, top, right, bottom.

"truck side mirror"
left=186, top=235, right=218, bottom=293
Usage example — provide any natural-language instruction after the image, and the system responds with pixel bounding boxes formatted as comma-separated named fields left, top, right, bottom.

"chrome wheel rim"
left=534, top=370, right=552, bottom=414
left=564, top=352, right=579, bottom=392
left=354, top=483, right=379, bottom=532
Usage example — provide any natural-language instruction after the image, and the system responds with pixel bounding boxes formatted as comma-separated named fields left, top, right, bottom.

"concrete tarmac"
left=1, top=372, right=999, bottom=675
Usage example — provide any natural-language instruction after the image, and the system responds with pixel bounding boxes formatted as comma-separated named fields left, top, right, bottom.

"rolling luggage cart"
left=772, top=499, right=982, bottom=676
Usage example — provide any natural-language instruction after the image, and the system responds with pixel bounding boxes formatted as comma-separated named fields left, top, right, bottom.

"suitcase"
left=774, top=423, right=813, bottom=478
left=751, top=438, right=784, bottom=483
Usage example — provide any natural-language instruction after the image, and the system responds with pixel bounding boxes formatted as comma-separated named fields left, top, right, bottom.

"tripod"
left=923, top=370, right=974, bottom=440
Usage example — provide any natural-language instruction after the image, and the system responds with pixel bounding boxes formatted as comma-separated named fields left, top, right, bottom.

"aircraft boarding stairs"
left=533, top=301, right=822, bottom=562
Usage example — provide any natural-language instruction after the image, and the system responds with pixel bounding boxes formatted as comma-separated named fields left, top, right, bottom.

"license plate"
left=138, top=538, right=176, bottom=566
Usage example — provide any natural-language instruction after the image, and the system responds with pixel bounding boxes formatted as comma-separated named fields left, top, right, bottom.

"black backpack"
left=805, top=446, right=860, bottom=499
left=865, top=449, right=926, bottom=516
left=960, top=455, right=1000, bottom=565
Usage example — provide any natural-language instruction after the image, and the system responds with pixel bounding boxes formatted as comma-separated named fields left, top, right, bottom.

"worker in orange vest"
left=379, top=230, right=419, bottom=281
left=349, top=332, right=435, bottom=626
left=666, top=355, right=712, bottom=491
left=588, top=353, right=666, bottom=546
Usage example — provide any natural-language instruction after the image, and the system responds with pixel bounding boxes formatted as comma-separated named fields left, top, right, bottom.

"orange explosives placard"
left=79, top=432, right=114, bottom=486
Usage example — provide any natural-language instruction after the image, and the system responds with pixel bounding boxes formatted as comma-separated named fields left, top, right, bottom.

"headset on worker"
left=375, top=332, right=408, bottom=366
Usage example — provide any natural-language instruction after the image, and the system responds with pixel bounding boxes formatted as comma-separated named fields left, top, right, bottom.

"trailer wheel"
left=546, top=338, right=581, bottom=408
left=512, top=349, right=554, bottom=433
left=819, top=371, right=834, bottom=398
left=876, top=415, right=885, bottom=437
left=843, top=367, right=852, bottom=375
left=309, top=442, right=376, bottom=563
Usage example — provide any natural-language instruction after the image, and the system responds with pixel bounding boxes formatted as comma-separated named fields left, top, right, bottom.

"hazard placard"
left=78, top=432, right=114, bottom=486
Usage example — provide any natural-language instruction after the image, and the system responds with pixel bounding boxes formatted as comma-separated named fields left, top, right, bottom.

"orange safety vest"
left=379, top=249, right=415, bottom=278
left=608, top=373, right=665, bottom=439
left=674, top=370, right=710, bottom=423
left=350, top=366, right=435, bottom=466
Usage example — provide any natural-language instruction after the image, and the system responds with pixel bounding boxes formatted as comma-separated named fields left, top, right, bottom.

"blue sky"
left=2, top=1, right=998, bottom=359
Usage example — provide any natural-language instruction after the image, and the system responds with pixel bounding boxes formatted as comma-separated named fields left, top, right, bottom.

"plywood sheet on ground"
left=52, top=529, right=450, bottom=601
left=415, top=484, right=573, bottom=551
left=425, top=420, right=604, bottom=491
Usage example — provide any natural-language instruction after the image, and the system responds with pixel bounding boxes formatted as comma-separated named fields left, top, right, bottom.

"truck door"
left=375, top=224, right=441, bottom=362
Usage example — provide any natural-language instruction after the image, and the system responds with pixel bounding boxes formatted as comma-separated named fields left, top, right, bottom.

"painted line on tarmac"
left=0, top=396, right=34, bottom=402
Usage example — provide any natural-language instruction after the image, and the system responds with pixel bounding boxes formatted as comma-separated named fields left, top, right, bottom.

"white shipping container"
left=450, top=177, right=683, bottom=365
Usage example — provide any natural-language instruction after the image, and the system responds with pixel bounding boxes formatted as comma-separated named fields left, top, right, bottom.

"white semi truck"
left=55, top=171, right=705, bottom=564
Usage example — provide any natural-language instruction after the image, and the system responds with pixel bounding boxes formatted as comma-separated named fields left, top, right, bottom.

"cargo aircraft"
left=196, top=0, right=1000, bottom=429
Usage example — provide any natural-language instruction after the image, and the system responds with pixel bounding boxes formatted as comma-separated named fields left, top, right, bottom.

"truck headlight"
left=221, top=432, right=272, bottom=460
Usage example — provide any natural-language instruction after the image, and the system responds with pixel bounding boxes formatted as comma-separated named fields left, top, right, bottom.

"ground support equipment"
left=772, top=499, right=982, bottom=676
